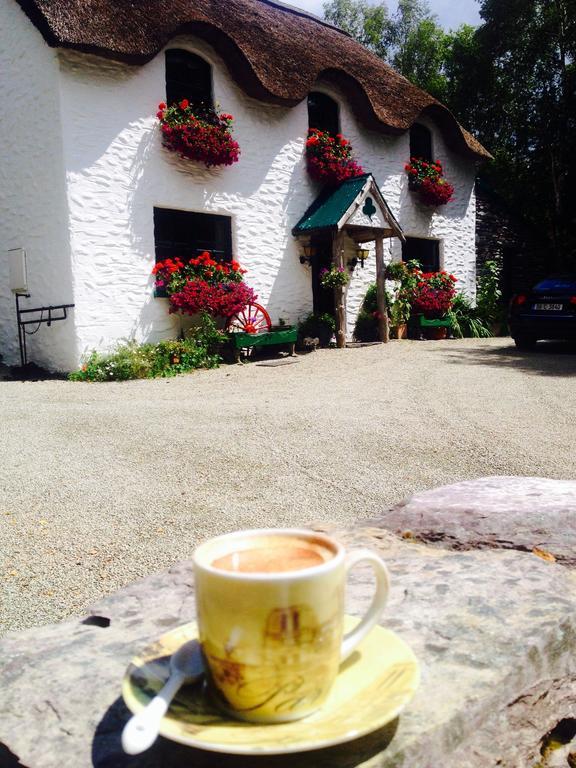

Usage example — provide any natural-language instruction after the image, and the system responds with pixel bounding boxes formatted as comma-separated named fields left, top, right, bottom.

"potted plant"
left=305, top=129, right=364, bottom=186
left=410, top=269, right=458, bottom=339
left=319, top=265, right=349, bottom=289
left=404, top=157, right=454, bottom=207
left=390, top=297, right=411, bottom=338
left=157, top=100, right=240, bottom=168
left=385, top=261, right=417, bottom=338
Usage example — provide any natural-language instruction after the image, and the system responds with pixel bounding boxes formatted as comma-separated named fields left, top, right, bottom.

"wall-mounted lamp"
left=356, top=246, right=370, bottom=268
left=299, top=242, right=317, bottom=265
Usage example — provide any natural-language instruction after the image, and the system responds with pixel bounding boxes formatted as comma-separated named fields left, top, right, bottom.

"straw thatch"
left=15, top=0, right=491, bottom=159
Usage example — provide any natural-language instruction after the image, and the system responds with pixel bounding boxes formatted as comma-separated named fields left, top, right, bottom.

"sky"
left=288, top=0, right=481, bottom=30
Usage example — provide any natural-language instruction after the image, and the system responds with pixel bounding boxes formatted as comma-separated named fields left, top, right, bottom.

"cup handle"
left=340, top=549, right=390, bottom=662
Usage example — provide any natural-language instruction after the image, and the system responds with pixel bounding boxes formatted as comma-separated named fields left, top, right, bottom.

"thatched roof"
left=15, top=0, right=491, bottom=159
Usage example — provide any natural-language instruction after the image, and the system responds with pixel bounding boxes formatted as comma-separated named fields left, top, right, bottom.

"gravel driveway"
left=1, top=338, right=575, bottom=634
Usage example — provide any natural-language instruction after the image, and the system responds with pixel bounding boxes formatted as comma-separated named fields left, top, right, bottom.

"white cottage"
left=0, top=0, right=490, bottom=371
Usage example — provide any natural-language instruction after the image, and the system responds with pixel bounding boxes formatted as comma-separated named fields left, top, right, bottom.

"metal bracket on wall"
left=15, top=293, right=75, bottom=367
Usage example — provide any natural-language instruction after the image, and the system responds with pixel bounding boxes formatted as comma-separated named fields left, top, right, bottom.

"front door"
left=311, top=235, right=335, bottom=317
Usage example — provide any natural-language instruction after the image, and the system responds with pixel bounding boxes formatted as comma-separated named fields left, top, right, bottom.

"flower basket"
left=152, top=251, right=256, bottom=319
left=320, top=265, right=349, bottom=289
left=404, top=158, right=454, bottom=207
left=411, top=270, right=457, bottom=318
left=306, top=129, right=364, bottom=186
left=157, top=100, right=240, bottom=168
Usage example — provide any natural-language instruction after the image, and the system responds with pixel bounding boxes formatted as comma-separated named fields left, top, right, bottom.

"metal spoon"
left=122, top=639, right=205, bottom=755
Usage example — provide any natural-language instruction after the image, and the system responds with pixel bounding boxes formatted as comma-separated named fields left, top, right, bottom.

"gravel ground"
left=1, top=338, right=575, bottom=635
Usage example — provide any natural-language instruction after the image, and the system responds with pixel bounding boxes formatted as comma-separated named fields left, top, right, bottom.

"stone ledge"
left=374, top=476, right=576, bottom=567
left=1, top=478, right=575, bottom=768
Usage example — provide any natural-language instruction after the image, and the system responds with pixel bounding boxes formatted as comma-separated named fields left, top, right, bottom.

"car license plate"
left=533, top=303, right=563, bottom=311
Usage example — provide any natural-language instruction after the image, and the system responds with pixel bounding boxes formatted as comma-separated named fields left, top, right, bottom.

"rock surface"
left=1, top=478, right=576, bottom=768
left=376, top=475, right=576, bottom=566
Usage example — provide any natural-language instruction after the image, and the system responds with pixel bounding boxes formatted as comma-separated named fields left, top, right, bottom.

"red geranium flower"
left=405, top=157, right=454, bottom=206
left=152, top=251, right=254, bottom=319
left=157, top=102, right=240, bottom=168
left=305, top=128, right=364, bottom=186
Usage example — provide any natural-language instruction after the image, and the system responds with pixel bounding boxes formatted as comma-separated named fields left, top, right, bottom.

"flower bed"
left=157, top=100, right=240, bottom=168
left=405, top=157, right=454, bottom=206
left=306, top=129, right=364, bottom=185
left=153, top=251, right=256, bottom=318
left=69, top=314, right=226, bottom=382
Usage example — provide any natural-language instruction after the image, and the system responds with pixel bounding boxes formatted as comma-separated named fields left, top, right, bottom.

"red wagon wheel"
left=225, top=302, right=272, bottom=334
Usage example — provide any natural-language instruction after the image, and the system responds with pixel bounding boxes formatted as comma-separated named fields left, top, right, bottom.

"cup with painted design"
left=192, top=527, right=390, bottom=723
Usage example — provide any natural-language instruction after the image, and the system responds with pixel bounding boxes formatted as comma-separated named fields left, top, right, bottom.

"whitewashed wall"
left=0, top=0, right=76, bottom=369
left=58, top=38, right=317, bottom=361
left=0, top=18, right=476, bottom=370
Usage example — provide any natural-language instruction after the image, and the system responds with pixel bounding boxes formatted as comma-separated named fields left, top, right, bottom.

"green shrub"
left=297, top=313, right=336, bottom=347
left=353, top=284, right=396, bottom=341
left=476, top=260, right=505, bottom=329
left=69, top=313, right=226, bottom=382
left=448, top=293, right=492, bottom=338
left=361, top=284, right=378, bottom=314
left=188, top=312, right=228, bottom=356
left=353, top=284, right=377, bottom=341
left=354, top=309, right=380, bottom=342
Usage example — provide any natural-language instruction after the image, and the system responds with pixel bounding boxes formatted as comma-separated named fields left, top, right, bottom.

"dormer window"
left=165, top=49, right=213, bottom=109
left=308, top=92, right=339, bottom=136
left=410, top=123, right=432, bottom=161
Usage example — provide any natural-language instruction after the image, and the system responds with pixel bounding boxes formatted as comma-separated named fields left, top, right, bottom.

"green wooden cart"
left=226, top=303, right=297, bottom=362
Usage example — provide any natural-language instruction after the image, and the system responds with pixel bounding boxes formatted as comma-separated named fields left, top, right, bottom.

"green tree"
left=324, top=0, right=576, bottom=266
left=393, top=17, right=450, bottom=100
left=323, top=0, right=391, bottom=58
left=388, top=0, right=435, bottom=60
left=323, top=0, right=451, bottom=100
left=471, top=0, right=576, bottom=266
left=442, top=24, right=488, bottom=126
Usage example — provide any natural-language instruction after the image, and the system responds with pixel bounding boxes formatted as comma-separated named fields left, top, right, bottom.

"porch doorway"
left=292, top=173, right=405, bottom=346
left=311, top=235, right=334, bottom=317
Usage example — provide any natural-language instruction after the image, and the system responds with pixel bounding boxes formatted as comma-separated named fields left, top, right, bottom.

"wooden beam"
left=345, top=226, right=397, bottom=243
left=333, top=232, right=346, bottom=349
left=375, top=235, right=389, bottom=343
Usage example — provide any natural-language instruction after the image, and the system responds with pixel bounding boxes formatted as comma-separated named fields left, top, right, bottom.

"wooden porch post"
left=375, top=235, right=389, bottom=343
left=333, top=232, right=346, bottom=348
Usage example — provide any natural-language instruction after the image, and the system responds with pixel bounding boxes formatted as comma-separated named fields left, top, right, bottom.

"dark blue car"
left=509, top=275, right=576, bottom=349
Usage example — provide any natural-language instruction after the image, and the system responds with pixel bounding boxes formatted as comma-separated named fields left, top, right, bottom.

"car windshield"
left=534, top=275, right=576, bottom=292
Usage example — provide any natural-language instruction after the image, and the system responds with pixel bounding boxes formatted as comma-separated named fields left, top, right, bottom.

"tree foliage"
left=322, top=0, right=576, bottom=266
left=323, top=0, right=451, bottom=99
left=472, top=0, right=576, bottom=266
left=323, top=0, right=391, bottom=58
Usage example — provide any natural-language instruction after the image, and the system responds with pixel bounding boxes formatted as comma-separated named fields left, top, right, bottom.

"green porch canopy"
left=292, top=173, right=403, bottom=240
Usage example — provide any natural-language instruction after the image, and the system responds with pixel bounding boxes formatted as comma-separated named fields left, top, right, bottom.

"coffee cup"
left=193, top=528, right=390, bottom=723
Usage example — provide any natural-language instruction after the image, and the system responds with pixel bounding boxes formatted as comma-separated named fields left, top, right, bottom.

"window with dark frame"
left=307, top=92, right=340, bottom=136
left=153, top=208, right=233, bottom=295
left=165, top=49, right=213, bottom=109
left=409, top=123, right=432, bottom=161
left=402, top=237, right=440, bottom=273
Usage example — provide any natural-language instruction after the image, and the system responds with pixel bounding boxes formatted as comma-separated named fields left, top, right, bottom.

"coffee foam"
left=204, top=534, right=336, bottom=574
